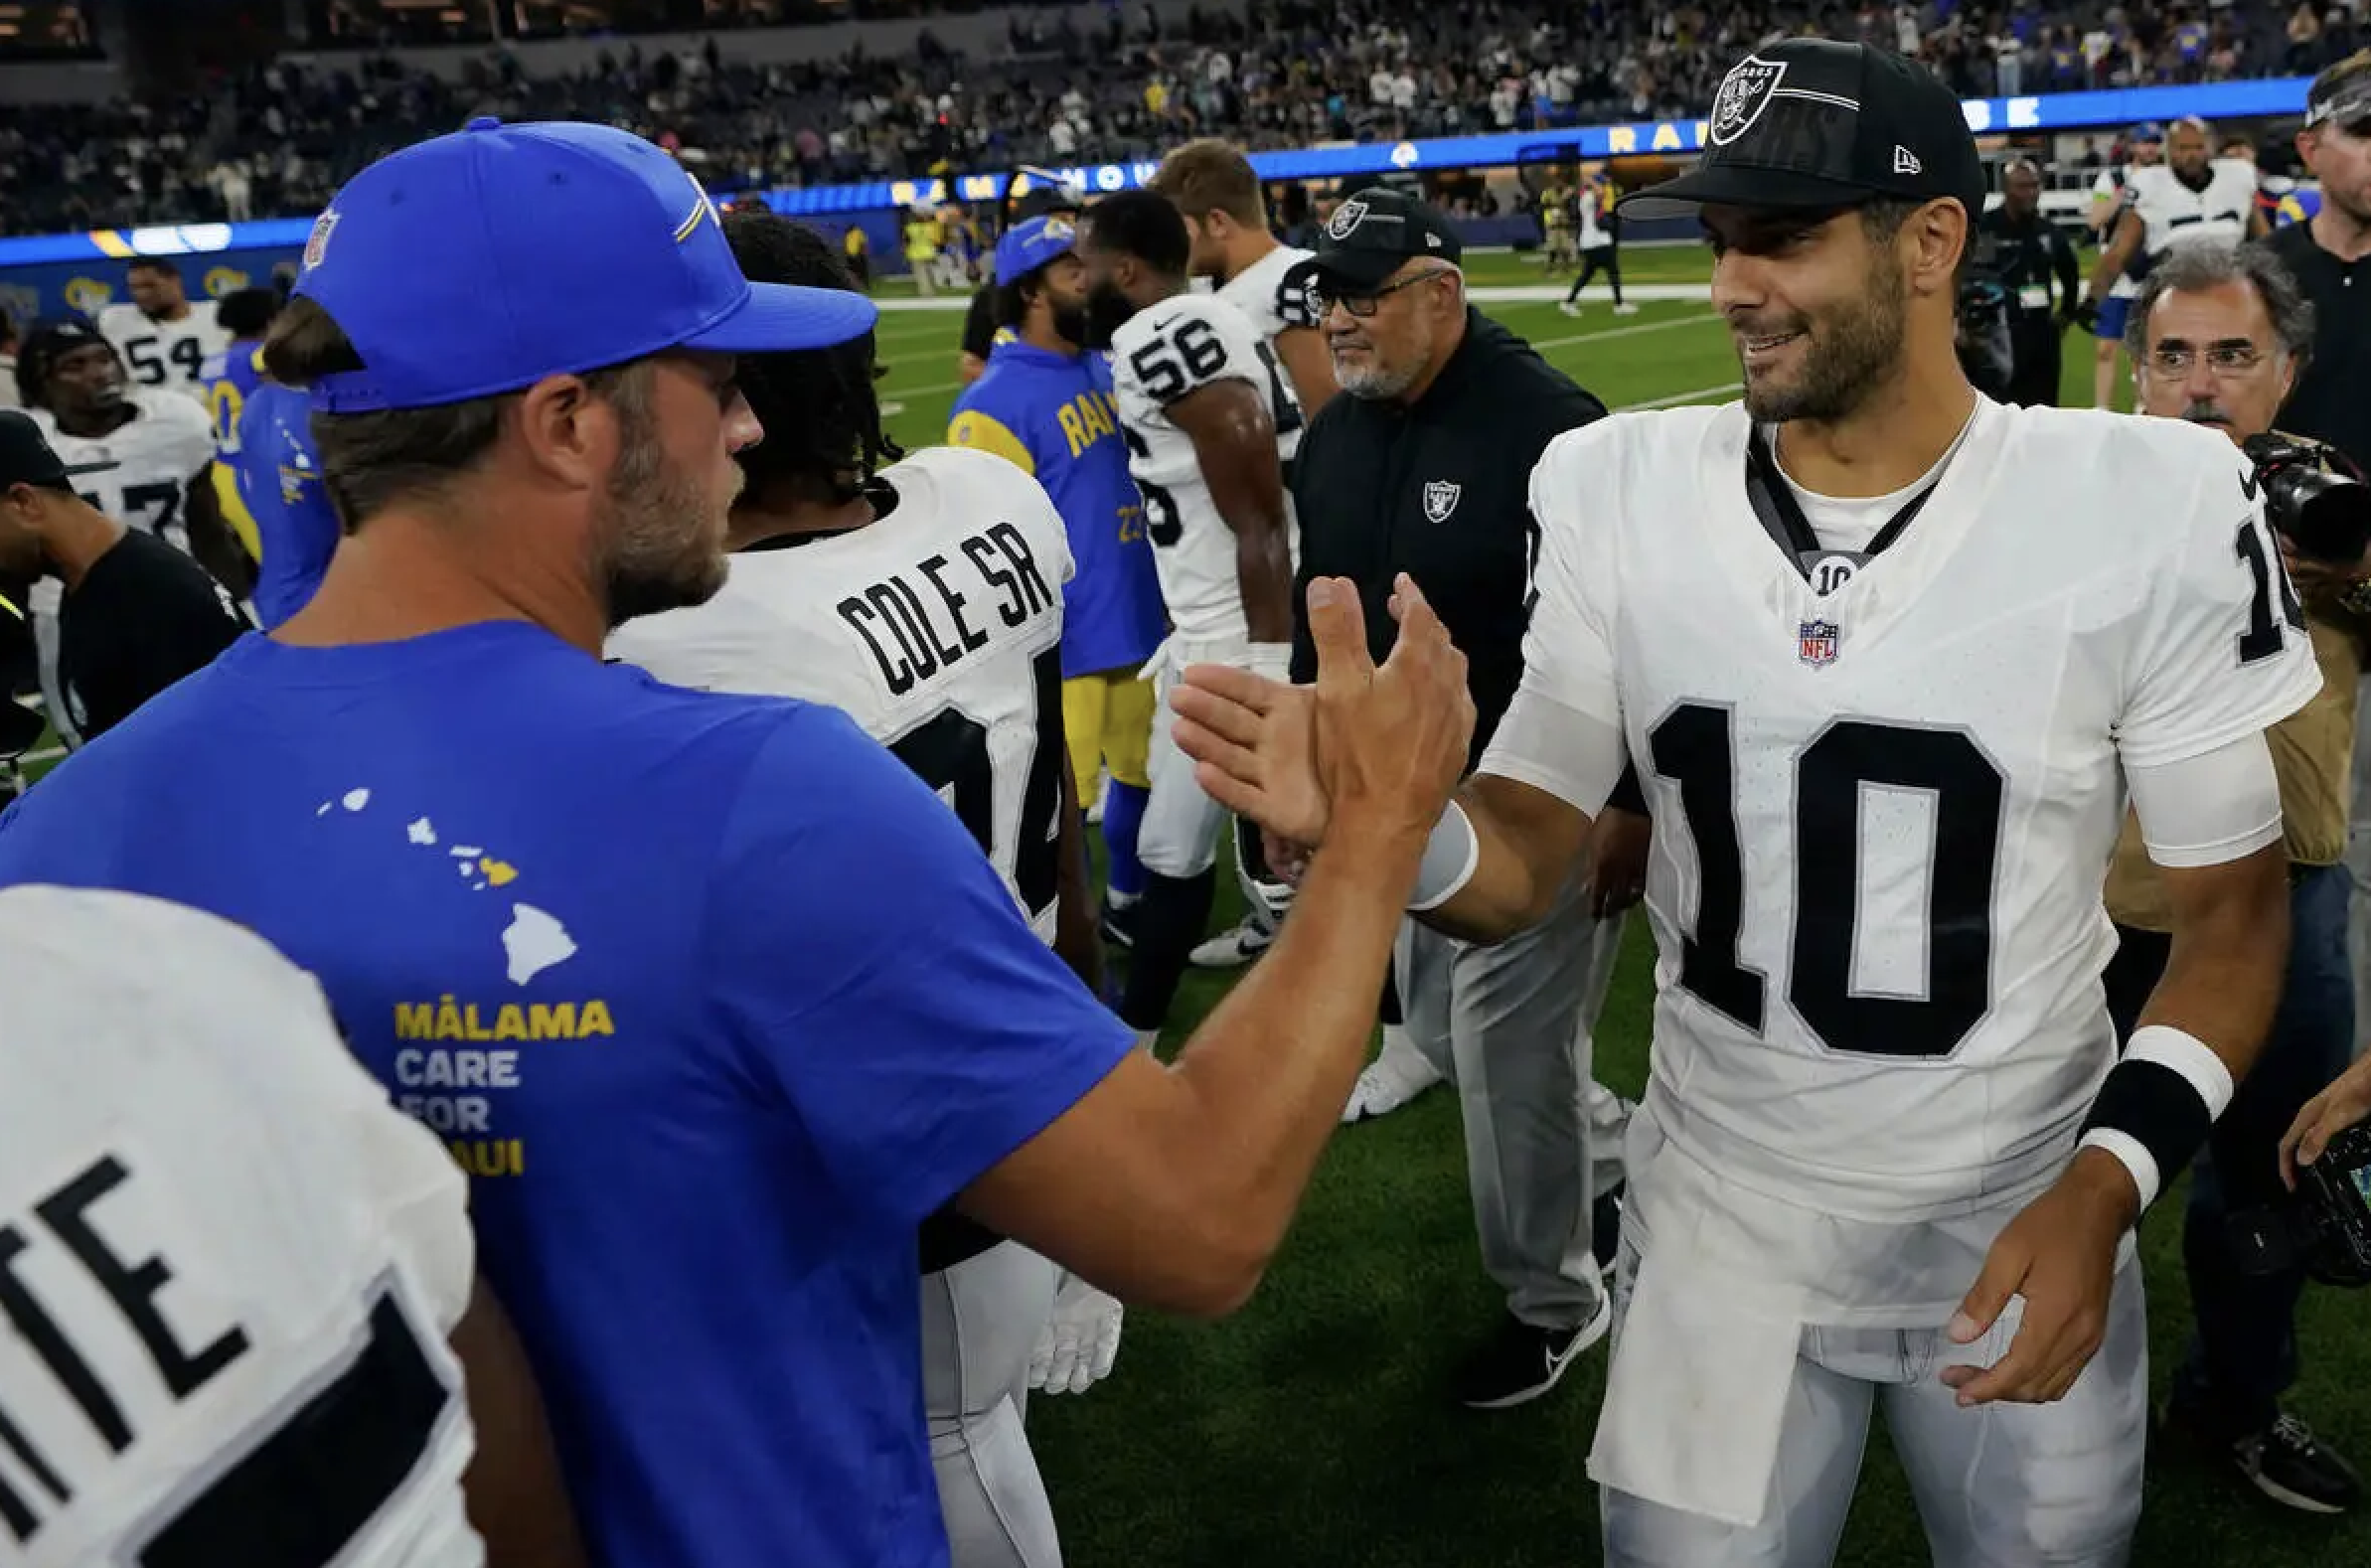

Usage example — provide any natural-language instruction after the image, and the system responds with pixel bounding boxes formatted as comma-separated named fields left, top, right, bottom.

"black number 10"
left=1649, top=704, right=2006, bottom=1060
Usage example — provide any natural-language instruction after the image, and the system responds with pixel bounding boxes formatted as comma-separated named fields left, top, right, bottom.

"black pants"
left=1564, top=244, right=1623, bottom=304
left=2103, top=865, right=2356, bottom=1436
left=2005, top=317, right=2063, bottom=407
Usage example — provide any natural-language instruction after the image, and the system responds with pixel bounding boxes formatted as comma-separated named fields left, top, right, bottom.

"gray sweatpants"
left=1397, top=869, right=1629, bottom=1331
left=921, top=1242, right=1064, bottom=1568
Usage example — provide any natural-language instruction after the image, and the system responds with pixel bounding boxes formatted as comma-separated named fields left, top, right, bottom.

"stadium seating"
left=0, top=0, right=2344, bottom=236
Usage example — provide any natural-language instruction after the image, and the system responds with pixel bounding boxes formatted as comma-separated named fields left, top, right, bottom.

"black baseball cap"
left=1287, top=189, right=1463, bottom=293
left=1619, top=41, right=1985, bottom=224
left=2306, top=71, right=2371, bottom=130
left=0, top=410, right=74, bottom=492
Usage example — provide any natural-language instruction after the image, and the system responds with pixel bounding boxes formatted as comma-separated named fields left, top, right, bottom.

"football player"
left=1177, top=41, right=2316, bottom=1567
left=2082, top=123, right=2161, bottom=409
left=200, top=286, right=283, bottom=569
left=1077, top=190, right=1299, bottom=1051
left=1151, top=141, right=1333, bottom=969
left=608, top=212, right=1118, bottom=1568
left=0, top=883, right=583, bottom=1568
left=97, top=258, right=233, bottom=403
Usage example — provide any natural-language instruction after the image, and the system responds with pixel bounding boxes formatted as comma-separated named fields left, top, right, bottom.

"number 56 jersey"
left=1499, top=399, right=2319, bottom=1265
left=1107, top=293, right=1302, bottom=646
left=609, top=446, right=1074, bottom=940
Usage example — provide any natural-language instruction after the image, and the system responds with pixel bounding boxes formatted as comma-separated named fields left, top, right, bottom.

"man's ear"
left=1914, top=200, right=1972, bottom=298
left=513, top=375, right=614, bottom=491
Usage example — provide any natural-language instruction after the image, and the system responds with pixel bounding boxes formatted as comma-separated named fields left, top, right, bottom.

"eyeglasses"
left=1313, top=266, right=1458, bottom=318
left=2148, top=342, right=2272, bottom=377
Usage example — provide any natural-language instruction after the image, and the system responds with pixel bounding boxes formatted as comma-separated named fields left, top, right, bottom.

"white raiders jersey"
left=609, top=445, right=1075, bottom=941
left=1503, top=397, right=2318, bottom=1308
left=1107, top=293, right=1302, bottom=645
left=30, top=391, right=216, bottom=554
left=2129, top=158, right=2259, bottom=259
left=97, top=301, right=233, bottom=403
left=1215, top=243, right=1318, bottom=470
left=0, top=885, right=481, bottom=1568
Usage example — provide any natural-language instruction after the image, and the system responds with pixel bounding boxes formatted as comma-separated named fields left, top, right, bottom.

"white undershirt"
left=1769, top=399, right=1986, bottom=552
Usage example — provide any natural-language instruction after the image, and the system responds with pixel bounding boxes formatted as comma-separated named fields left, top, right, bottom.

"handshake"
left=1166, top=575, right=1477, bottom=896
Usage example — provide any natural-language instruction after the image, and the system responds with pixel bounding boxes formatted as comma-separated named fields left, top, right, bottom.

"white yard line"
left=1528, top=314, right=1718, bottom=354
left=1618, top=381, right=1741, bottom=410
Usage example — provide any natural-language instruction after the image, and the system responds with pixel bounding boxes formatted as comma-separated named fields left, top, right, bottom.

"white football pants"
left=1601, top=1226, right=2148, bottom=1567
left=1136, top=643, right=1231, bottom=879
left=1395, top=869, right=1626, bottom=1331
left=921, top=1241, right=1065, bottom=1568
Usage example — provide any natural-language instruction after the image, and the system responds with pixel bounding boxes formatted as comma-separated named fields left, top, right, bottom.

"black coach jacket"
left=1288, top=308, right=1607, bottom=767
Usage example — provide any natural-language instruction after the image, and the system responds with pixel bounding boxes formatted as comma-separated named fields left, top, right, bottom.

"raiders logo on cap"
left=1325, top=197, right=1371, bottom=241
left=1710, top=55, right=1787, bottom=147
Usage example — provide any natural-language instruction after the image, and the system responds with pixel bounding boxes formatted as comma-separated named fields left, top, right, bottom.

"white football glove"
left=1028, top=1275, right=1124, bottom=1396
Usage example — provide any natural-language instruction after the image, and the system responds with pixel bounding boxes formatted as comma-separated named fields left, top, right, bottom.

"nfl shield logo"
left=1710, top=56, right=1786, bottom=147
left=302, top=209, right=340, bottom=271
left=1422, top=480, right=1462, bottom=523
left=1798, top=618, right=1840, bottom=668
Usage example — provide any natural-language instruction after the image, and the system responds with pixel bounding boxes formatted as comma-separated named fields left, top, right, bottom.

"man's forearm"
left=2139, top=844, right=2291, bottom=1084
left=1232, top=522, right=1296, bottom=646
left=1415, top=772, right=1591, bottom=945
left=1160, top=826, right=1424, bottom=1296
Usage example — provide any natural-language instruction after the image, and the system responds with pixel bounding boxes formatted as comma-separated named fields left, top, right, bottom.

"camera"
left=2244, top=433, right=2371, bottom=564
left=2228, top=1123, right=2371, bottom=1288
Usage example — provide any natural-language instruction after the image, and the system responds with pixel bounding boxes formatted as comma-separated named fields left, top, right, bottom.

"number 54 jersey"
left=609, top=446, right=1074, bottom=940
left=1501, top=398, right=2319, bottom=1309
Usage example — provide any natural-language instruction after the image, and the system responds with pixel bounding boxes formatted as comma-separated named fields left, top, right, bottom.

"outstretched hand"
left=1171, top=574, right=1473, bottom=855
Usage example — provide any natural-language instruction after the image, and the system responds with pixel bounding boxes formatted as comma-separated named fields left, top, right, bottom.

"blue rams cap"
left=2130, top=121, right=2165, bottom=143
left=994, top=216, right=1080, bottom=286
left=295, top=117, right=880, bottom=413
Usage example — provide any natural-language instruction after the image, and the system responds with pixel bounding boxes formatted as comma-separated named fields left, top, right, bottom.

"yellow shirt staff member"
left=948, top=217, right=1170, bottom=929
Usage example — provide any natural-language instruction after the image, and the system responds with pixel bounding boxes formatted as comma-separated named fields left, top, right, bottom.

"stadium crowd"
left=1, top=0, right=2360, bottom=235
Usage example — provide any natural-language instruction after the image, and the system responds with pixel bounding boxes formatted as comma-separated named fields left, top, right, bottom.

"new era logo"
left=1892, top=145, right=1923, bottom=175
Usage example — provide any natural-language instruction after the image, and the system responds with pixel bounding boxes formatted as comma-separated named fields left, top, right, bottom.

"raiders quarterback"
left=1074, top=190, right=1300, bottom=1050
left=0, top=884, right=583, bottom=1568
left=607, top=212, right=1116, bottom=1568
left=1175, top=41, right=2315, bottom=1567
left=2083, top=115, right=2267, bottom=333
left=96, top=259, right=234, bottom=403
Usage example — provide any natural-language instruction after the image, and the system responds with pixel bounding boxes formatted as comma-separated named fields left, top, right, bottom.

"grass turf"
left=868, top=244, right=2367, bottom=1565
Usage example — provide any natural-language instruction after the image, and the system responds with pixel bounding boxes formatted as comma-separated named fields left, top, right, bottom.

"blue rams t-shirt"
left=234, top=381, right=342, bottom=628
left=948, top=340, right=1167, bottom=678
left=0, top=621, right=1135, bottom=1568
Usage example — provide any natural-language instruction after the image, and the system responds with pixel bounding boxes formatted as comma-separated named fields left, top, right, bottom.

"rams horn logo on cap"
left=1325, top=197, right=1371, bottom=241
left=1710, top=55, right=1786, bottom=147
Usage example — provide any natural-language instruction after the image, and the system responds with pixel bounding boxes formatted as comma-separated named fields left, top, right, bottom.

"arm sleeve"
left=707, top=706, right=1135, bottom=1226
left=2126, top=730, right=2284, bottom=867
left=2116, top=433, right=2323, bottom=769
left=1476, top=425, right=1629, bottom=813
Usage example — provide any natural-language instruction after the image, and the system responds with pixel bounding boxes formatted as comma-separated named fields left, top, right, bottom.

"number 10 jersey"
left=608, top=446, right=1074, bottom=941
left=1497, top=398, right=2319, bottom=1256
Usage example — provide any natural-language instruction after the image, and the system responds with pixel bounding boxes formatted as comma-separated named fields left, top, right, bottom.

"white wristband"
left=1245, top=643, right=1292, bottom=682
left=1407, top=800, right=1480, bottom=912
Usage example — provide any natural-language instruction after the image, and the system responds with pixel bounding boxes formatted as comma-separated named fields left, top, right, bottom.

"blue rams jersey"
left=234, top=381, right=342, bottom=629
left=2278, top=184, right=2323, bottom=228
left=948, top=341, right=1167, bottom=677
left=201, top=342, right=269, bottom=561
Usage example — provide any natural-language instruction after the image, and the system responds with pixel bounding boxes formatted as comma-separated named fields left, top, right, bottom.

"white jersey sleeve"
left=610, top=446, right=1075, bottom=937
left=1108, top=295, right=1291, bottom=646
left=2116, top=420, right=2322, bottom=768
left=0, top=885, right=481, bottom=1568
left=1214, top=243, right=1322, bottom=340
left=1477, top=419, right=1631, bottom=814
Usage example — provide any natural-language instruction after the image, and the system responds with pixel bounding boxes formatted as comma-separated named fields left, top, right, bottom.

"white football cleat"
left=1613, top=302, right=1640, bottom=315
left=1188, top=918, right=1274, bottom=969
left=1342, top=1025, right=1444, bottom=1124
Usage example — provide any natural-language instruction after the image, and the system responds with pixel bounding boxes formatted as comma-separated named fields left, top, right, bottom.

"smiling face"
left=1318, top=262, right=1464, bottom=400
left=1703, top=204, right=1910, bottom=424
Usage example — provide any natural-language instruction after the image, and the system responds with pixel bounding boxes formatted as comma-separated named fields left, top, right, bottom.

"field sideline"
left=874, top=245, right=2364, bottom=1567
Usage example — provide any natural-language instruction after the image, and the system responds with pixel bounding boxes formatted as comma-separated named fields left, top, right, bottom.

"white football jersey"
left=1107, top=293, right=1301, bottom=645
left=1214, top=243, right=1318, bottom=468
left=2129, top=158, right=2259, bottom=260
left=0, top=885, right=481, bottom=1568
left=31, top=391, right=216, bottom=553
left=609, top=446, right=1075, bottom=940
left=1502, top=398, right=2318, bottom=1312
left=97, top=301, right=232, bottom=403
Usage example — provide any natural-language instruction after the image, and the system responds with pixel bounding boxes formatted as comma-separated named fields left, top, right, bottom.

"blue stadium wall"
left=0, top=75, right=2313, bottom=324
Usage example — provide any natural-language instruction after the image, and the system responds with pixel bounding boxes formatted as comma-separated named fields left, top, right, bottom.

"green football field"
left=870, top=245, right=2370, bottom=1567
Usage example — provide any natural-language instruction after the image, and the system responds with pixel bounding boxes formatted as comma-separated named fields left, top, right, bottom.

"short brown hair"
left=262, top=296, right=648, bottom=529
left=1149, top=140, right=1266, bottom=228
left=2310, top=50, right=2371, bottom=114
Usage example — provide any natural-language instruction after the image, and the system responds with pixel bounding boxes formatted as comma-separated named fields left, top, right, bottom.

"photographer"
left=1953, top=228, right=2014, bottom=399
left=1976, top=159, right=2082, bottom=405
left=2105, top=239, right=2369, bottom=1514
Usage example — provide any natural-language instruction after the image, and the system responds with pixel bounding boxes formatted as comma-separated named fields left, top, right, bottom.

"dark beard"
left=1049, top=301, right=1091, bottom=348
left=1082, top=286, right=1134, bottom=350
left=1739, top=254, right=1908, bottom=424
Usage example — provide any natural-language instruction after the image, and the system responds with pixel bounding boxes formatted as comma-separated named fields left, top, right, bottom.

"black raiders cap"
left=0, top=409, right=74, bottom=492
left=1620, top=40, right=1986, bottom=224
left=2306, top=68, right=2371, bottom=130
left=1286, top=189, right=1463, bottom=293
